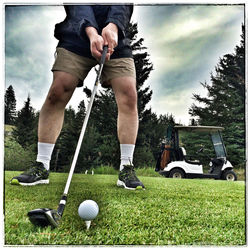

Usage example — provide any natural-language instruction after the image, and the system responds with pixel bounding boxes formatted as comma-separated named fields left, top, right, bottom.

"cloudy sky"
left=4, top=4, right=244, bottom=125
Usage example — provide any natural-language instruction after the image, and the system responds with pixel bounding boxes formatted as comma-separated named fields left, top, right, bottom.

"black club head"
left=27, top=208, right=61, bottom=228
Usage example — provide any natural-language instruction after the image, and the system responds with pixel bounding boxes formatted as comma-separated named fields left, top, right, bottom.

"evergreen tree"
left=89, top=89, right=119, bottom=167
left=75, top=100, right=101, bottom=171
left=53, top=106, right=77, bottom=171
left=76, top=124, right=101, bottom=171
left=12, top=95, right=36, bottom=148
left=5, top=85, right=16, bottom=125
left=75, top=100, right=86, bottom=130
left=189, top=24, right=245, bottom=166
left=51, top=101, right=100, bottom=172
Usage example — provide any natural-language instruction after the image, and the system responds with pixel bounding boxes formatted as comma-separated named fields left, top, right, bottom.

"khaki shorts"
left=51, top=47, right=136, bottom=88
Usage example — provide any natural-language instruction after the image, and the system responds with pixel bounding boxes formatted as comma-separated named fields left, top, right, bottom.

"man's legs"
left=111, top=76, right=138, bottom=145
left=111, top=76, right=145, bottom=190
left=39, top=71, right=79, bottom=143
left=36, top=71, right=79, bottom=170
left=11, top=71, right=79, bottom=185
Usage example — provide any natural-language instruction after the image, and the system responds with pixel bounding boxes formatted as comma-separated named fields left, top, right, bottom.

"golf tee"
left=85, top=220, right=91, bottom=230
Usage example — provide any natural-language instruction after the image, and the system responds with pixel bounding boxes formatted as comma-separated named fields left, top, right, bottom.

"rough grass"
left=4, top=171, right=246, bottom=246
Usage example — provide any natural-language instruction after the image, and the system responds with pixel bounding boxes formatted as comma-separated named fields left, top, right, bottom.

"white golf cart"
left=155, top=125, right=237, bottom=181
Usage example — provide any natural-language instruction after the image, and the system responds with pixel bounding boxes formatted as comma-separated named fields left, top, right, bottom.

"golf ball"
left=78, top=200, right=99, bottom=220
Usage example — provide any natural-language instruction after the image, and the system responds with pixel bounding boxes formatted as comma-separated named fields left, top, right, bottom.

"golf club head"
left=27, top=208, right=61, bottom=228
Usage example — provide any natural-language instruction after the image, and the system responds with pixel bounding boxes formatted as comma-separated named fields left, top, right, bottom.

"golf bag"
left=155, top=143, right=172, bottom=171
left=155, top=125, right=176, bottom=172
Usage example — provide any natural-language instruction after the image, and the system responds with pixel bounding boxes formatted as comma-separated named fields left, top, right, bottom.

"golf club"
left=27, top=45, right=108, bottom=228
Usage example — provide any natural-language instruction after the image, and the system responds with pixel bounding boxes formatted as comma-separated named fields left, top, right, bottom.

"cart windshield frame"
left=210, top=131, right=227, bottom=159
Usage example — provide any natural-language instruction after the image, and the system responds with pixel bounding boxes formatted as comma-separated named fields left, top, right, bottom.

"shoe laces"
left=23, top=163, right=45, bottom=176
left=121, top=165, right=140, bottom=181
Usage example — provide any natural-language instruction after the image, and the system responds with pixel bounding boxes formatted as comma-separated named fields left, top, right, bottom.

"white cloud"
left=133, top=5, right=244, bottom=123
left=151, top=89, right=193, bottom=125
left=145, top=5, right=243, bottom=46
left=5, top=6, right=65, bottom=110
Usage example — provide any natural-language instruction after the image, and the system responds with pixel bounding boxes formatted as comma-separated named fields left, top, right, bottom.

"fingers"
left=92, top=44, right=102, bottom=59
left=102, top=40, right=112, bottom=61
left=102, top=24, right=118, bottom=58
left=90, top=36, right=105, bottom=61
left=86, top=25, right=117, bottom=61
left=103, top=33, right=116, bottom=50
left=91, top=42, right=111, bottom=62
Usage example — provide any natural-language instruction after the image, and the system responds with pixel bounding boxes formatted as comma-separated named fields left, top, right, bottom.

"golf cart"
left=155, top=125, right=237, bottom=181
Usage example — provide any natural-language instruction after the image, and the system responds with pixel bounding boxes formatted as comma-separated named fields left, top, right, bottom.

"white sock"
left=36, top=142, right=55, bottom=170
left=120, top=144, right=135, bottom=171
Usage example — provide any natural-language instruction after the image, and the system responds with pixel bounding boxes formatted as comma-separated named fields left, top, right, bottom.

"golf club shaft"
left=57, top=46, right=108, bottom=216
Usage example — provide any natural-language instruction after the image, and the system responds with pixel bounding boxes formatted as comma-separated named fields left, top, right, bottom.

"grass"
left=87, top=165, right=118, bottom=175
left=84, top=166, right=245, bottom=180
left=4, top=171, right=245, bottom=246
left=4, top=124, right=15, bottom=132
left=90, top=166, right=160, bottom=177
left=235, top=168, right=245, bottom=181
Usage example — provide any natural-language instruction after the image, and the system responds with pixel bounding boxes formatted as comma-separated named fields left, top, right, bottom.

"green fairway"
left=4, top=171, right=245, bottom=246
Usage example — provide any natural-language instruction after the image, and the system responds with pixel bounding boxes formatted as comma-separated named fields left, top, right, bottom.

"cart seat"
left=179, top=147, right=201, bottom=165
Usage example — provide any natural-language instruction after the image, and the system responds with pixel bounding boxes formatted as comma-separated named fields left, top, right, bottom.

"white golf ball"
left=78, top=200, right=99, bottom=220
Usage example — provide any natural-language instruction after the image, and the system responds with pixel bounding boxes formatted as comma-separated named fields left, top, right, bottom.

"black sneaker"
left=117, top=165, right=145, bottom=190
left=10, top=162, right=49, bottom=186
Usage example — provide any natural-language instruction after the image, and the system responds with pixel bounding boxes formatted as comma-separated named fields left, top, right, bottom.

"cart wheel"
left=169, top=169, right=185, bottom=179
left=222, top=170, right=237, bottom=181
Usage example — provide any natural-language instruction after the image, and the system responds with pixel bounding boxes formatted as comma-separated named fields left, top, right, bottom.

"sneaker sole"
left=10, top=179, right=49, bottom=186
left=117, top=179, right=145, bottom=190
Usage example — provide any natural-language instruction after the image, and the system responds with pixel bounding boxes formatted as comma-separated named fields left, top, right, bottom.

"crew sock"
left=120, top=144, right=135, bottom=171
left=36, top=142, right=55, bottom=171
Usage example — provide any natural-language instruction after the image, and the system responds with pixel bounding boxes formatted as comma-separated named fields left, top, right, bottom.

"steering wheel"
left=197, top=146, right=204, bottom=153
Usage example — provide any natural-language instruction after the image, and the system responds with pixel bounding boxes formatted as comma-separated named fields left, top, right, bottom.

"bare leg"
left=10, top=71, right=80, bottom=185
left=38, top=71, right=79, bottom=143
left=111, top=76, right=138, bottom=144
left=112, top=76, right=145, bottom=189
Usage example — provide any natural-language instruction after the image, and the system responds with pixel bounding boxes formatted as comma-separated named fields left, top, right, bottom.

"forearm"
left=106, top=6, right=133, bottom=36
left=104, top=23, right=118, bottom=34
left=85, top=26, right=99, bottom=40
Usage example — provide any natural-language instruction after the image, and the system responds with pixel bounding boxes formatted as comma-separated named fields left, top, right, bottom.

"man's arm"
left=68, top=6, right=99, bottom=35
left=102, top=6, right=133, bottom=56
left=105, top=6, right=133, bottom=38
left=68, top=6, right=106, bottom=61
left=69, top=5, right=133, bottom=60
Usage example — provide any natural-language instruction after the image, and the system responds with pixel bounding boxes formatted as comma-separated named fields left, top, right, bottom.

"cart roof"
left=174, top=125, right=224, bottom=132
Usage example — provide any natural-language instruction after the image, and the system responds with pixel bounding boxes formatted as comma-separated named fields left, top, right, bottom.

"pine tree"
left=53, top=106, right=77, bottom=171
left=75, top=100, right=86, bottom=130
left=12, top=95, right=36, bottom=148
left=189, top=24, right=245, bottom=166
left=75, top=100, right=101, bottom=171
left=52, top=101, right=100, bottom=172
left=5, top=85, right=16, bottom=125
left=89, top=90, right=119, bottom=167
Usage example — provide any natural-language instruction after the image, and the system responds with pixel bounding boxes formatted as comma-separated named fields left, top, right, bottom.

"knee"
left=47, top=84, right=66, bottom=106
left=119, top=86, right=138, bottom=113
left=47, top=73, right=76, bottom=106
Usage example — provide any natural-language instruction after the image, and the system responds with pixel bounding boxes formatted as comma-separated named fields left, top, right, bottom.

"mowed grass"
left=4, top=171, right=245, bottom=246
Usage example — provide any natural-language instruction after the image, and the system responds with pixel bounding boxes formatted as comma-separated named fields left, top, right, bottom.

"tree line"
left=4, top=23, right=245, bottom=172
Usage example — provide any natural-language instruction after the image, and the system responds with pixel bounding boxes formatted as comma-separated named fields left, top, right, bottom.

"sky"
left=4, top=3, right=245, bottom=125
